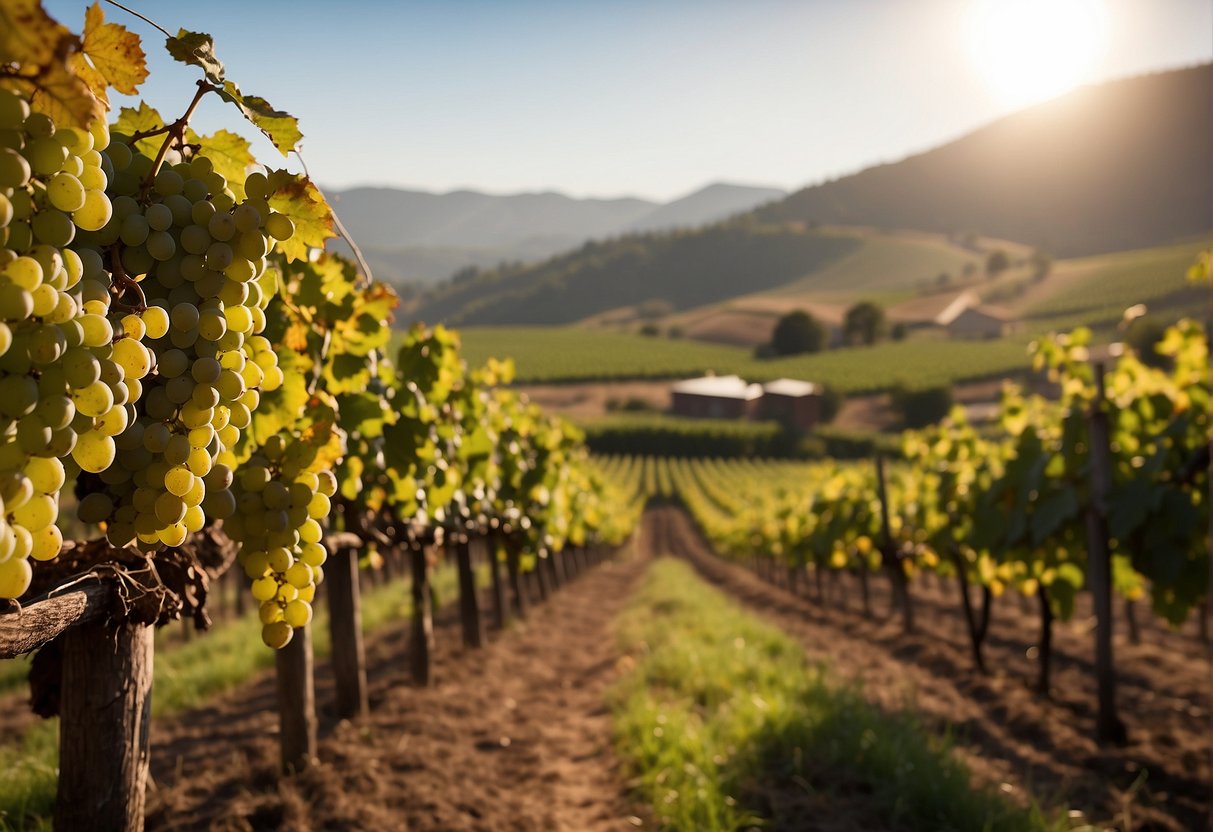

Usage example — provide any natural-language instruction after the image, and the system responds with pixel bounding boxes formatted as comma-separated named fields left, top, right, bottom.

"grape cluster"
left=0, top=88, right=147, bottom=598
left=224, top=433, right=336, bottom=647
left=74, top=143, right=295, bottom=553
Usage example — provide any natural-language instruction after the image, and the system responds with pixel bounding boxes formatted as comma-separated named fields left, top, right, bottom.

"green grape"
left=29, top=524, right=62, bottom=561
left=261, top=620, right=292, bottom=649
left=0, top=147, right=31, bottom=189
left=0, top=557, right=32, bottom=599
left=164, top=465, right=194, bottom=497
left=141, top=305, right=170, bottom=339
left=77, top=491, right=114, bottom=523
left=72, top=430, right=116, bottom=473
left=47, top=172, right=86, bottom=212
left=72, top=380, right=114, bottom=418
left=30, top=209, right=74, bottom=247
left=265, top=212, right=294, bottom=241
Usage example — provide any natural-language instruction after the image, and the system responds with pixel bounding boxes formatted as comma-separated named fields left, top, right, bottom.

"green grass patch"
left=612, top=559, right=1066, bottom=831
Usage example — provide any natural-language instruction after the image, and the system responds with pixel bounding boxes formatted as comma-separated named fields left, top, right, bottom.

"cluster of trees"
left=761, top=301, right=894, bottom=358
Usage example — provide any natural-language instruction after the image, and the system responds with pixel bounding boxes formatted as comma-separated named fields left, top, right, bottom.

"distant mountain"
left=327, top=181, right=786, bottom=286
left=625, top=183, right=786, bottom=232
left=327, top=183, right=785, bottom=285
left=756, top=64, right=1213, bottom=257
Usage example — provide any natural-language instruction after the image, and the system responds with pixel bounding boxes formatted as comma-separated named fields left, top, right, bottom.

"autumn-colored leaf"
left=266, top=171, right=335, bottom=262
left=71, top=2, right=147, bottom=105
left=114, top=102, right=166, bottom=158
left=0, top=0, right=72, bottom=66
left=284, top=320, right=310, bottom=353
left=218, top=80, right=302, bottom=155
left=29, top=57, right=103, bottom=129
left=164, top=29, right=224, bottom=84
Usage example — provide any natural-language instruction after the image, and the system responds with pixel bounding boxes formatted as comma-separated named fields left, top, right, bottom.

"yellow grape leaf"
left=267, top=172, right=335, bottom=262
left=29, top=57, right=103, bottom=129
left=187, top=128, right=251, bottom=199
left=114, top=102, right=166, bottom=157
left=0, top=0, right=71, bottom=66
left=284, top=320, right=311, bottom=353
left=219, top=80, right=301, bottom=155
left=69, top=2, right=147, bottom=106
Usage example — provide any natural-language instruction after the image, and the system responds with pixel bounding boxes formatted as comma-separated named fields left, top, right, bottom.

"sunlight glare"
left=967, top=0, right=1109, bottom=106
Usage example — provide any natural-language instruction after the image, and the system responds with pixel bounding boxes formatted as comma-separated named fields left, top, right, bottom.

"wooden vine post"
left=506, top=541, right=528, bottom=619
left=487, top=532, right=507, bottom=630
left=325, top=536, right=368, bottom=720
left=410, top=540, right=435, bottom=685
left=56, top=619, right=154, bottom=832
left=1084, top=363, right=1127, bottom=743
left=875, top=455, right=913, bottom=632
left=275, top=624, right=317, bottom=772
left=455, top=533, right=484, bottom=648
left=0, top=577, right=152, bottom=832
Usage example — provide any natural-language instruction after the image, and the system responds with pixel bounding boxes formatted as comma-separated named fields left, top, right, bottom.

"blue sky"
left=45, top=0, right=1213, bottom=200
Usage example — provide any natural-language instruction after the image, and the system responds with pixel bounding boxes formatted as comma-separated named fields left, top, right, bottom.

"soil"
left=144, top=554, right=651, bottom=832
left=646, top=505, right=1211, bottom=832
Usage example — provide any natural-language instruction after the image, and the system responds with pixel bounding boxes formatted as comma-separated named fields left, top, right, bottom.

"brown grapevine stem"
left=144, top=80, right=216, bottom=191
left=102, top=0, right=173, bottom=38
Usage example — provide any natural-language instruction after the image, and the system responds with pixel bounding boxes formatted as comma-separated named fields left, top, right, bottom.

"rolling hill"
left=409, top=64, right=1211, bottom=326
left=328, top=182, right=785, bottom=285
left=757, top=64, right=1212, bottom=258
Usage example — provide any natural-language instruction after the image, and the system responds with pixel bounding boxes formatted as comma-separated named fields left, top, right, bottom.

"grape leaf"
left=218, top=81, right=301, bottom=155
left=267, top=173, right=335, bottom=261
left=28, top=57, right=103, bottom=129
left=0, top=0, right=71, bottom=66
left=164, top=30, right=224, bottom=84
left=68, top=2, right=147, bottom=106
left=114, top=102, right=165, bottom=157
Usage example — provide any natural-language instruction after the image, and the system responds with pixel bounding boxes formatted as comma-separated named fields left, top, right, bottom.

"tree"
left=1030, top=249, right=1053, bottom=282
left=985, top=248, right=1010, bottom=278
left=843, top=301, right=887, bottom=346
left=770, top=310, right=827, bottom=356
left=891, top=384, right=954, bottom=428
left=891, top=322, right=908, bottom=341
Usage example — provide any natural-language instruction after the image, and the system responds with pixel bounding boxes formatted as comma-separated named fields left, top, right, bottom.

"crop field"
left=461, top=325, right=1035, bottom=391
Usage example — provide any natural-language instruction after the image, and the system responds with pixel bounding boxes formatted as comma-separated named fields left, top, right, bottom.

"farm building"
left=670, top=375, right=763, bottom=420
left=759, top=378, right=822, bottom=430
left=670, top=375, right=823, bottom=429
left=934, top=294, right=1017, bottom=339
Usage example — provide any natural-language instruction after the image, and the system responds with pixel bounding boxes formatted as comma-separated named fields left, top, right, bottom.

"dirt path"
left=146, top=552, right=651, bottom=831
left=647, top=505, right=1210, bottom=832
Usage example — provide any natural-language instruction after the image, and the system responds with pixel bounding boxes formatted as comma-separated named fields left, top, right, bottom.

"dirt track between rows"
left=146, top=550, right=651, bottom=832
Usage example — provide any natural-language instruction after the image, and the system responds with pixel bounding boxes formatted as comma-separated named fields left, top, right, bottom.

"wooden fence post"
left=55, top=620, right=154, bottom=832
left=327, top=545, right=368, bottom=720
left=275, top=624, right=317, bottom=773
left=410, top=543, right=434, bottom=685
left=875, top=455, right=913, bottom=633
left=456, top=535, right=484, bottom=648
left=1086, top=363, right=1127, bottom=743
left=488, top=535, right=507, bottom=629
left=507, top=544, right=527, bottom=619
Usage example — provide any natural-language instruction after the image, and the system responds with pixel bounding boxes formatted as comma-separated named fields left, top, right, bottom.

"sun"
left=967, top=0, right=1109, bottom=107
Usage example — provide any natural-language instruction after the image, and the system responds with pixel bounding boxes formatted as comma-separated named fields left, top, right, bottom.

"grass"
left=612, top=558, right=1069, bottom=832
left=0, top=562, right=473, bottom=831
left=460, top=326, right=1034, bottom=393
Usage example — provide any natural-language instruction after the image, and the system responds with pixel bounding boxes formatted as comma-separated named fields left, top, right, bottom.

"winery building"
left=670, top=375, right=822, bottom=429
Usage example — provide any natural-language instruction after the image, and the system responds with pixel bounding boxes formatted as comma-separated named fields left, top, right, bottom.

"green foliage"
left=769, top=309, right=826, bottom=356
left=582, top=415, right=792, bottom=459
left=843, top=300, right=887, bottom=346
left=891, top=384, right=954, bottom=429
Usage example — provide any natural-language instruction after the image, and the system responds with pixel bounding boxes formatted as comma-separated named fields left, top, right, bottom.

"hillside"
left=411, top=223, right=863, bottom=326
left=329, top=183, right=785, bottom=284
left=757, top=65, right=1213, bottom=257
left=409, top=66, right=1210, bottom=325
